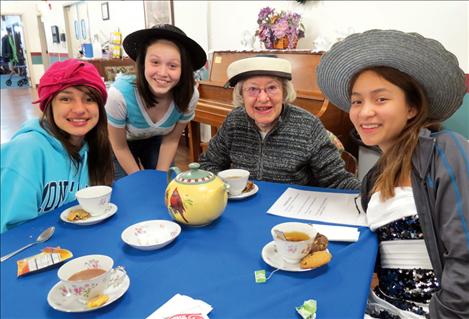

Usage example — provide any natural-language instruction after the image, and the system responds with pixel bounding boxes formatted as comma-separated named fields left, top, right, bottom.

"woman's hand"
left=108, top=125, right=140, bottom=174
left=156, top=122, right=188, bottom=172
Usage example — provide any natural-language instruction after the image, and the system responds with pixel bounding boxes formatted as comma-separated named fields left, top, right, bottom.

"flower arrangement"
left=255, top=7, right=305, bottom=49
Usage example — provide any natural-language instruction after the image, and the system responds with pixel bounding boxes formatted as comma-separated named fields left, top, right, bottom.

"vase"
left=273, top=36, right=298, bottom=49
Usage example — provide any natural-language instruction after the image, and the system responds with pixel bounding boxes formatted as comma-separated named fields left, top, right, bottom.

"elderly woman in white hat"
left=199, top=55, right=360, bottom=189
left=317, top=29, right=468, bottom=318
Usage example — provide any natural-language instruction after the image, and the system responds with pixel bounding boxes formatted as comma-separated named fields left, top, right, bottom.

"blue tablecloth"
left=1, top=170, right=377, bottom=318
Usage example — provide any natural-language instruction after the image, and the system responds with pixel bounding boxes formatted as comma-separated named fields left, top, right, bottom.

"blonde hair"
left=232, top=78, right=297, bottom=108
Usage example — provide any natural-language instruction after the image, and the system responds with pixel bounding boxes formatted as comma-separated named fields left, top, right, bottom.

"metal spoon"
left=1, top=226, right=55, bottom=262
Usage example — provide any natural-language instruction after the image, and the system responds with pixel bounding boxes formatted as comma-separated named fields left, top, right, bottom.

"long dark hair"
left=135, top=38, right=195, bottom=112
left=40, top=86, right=114, bottom=186
left=349, top=66, right=439, bottom=200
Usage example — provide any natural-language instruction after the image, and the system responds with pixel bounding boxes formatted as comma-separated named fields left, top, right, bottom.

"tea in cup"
left=75, top=186, right=112, bottom=217
left=271, top=222, right=317, bottom=264
left=57, top=254, right=126, bottom=304
left=217, top=169, right=250, bottom=196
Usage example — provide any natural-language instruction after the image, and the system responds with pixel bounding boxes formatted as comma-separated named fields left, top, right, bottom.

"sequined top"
left=367, top=187, right=439, bottom=317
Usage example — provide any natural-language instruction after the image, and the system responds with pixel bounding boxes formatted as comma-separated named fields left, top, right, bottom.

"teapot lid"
left=175, top=163, right=216, bottom=184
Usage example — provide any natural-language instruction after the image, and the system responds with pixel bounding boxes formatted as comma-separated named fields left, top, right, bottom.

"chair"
left=326, top=130, right=358, bottom=176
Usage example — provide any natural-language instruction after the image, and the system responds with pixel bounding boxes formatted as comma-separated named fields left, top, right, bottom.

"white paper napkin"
left=311, top=224, right=360, bottom=242
left=146, top=294, right=213, bottom=319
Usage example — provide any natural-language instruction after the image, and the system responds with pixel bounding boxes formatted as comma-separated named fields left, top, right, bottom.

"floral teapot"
left=165, top=163, right=229, bottom=226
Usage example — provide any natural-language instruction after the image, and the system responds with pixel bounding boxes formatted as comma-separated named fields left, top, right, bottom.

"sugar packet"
left=296, top=299, right=317, bottom=319
left=17, top=247, right=73, bottom=277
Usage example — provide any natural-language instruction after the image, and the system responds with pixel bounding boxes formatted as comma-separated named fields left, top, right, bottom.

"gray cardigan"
left=199, top=104, right=360, bottom=190
left=362, top=128, right=469, bottom=319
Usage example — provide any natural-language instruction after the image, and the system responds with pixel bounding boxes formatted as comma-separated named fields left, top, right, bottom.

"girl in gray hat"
left=105, top=24, right=207, bottom=178
left=318, top=29, right=468, bottom=319
left=199, top=55, right=360, bottom=189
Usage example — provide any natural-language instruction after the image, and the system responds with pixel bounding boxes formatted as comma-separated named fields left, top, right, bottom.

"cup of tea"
left=75, top=186, right=112, bottom=217
left=57, top=254, right=126, bottom=304
left=271, top=222, right=317, bottom=264
left=217, top=169, right=250, bottom=196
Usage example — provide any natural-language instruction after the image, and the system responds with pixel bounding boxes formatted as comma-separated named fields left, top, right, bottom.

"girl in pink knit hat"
left=1, top=59, right=113, bottom=233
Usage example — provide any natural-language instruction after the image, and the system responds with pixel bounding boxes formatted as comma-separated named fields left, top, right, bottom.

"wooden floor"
left=0, top=87, right=192, bottom=170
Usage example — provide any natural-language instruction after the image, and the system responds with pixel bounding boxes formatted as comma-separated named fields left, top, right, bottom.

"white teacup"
left=217, top=169, right=250, bottom=196
left=75, top=186, right=112, bottom=217
left=57, top=254, right=126, bottom=304
left=271, top=222, right=317, bottom=264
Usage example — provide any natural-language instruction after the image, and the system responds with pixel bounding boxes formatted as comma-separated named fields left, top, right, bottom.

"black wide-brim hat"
left=123, top=24, right=207, bottom=71
left=317, top=29, right=466, bottom=121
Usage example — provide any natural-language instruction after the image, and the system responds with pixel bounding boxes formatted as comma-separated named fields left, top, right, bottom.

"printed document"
left=267, top=187, right=367, bottom=226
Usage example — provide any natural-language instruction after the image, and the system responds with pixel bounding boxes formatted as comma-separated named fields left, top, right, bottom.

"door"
left=36, top=15, right=49, bottom=70
left=64, top=2, right=90, bottom=58
left=0, top=15, right=31, bottom=88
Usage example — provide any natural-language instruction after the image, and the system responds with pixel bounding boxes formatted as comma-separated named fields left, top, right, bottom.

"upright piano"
left=188, top=50, right=356, bottom=162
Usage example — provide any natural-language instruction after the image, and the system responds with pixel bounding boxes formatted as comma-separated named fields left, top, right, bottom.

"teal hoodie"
left=1, top=119, right=89, bottom=233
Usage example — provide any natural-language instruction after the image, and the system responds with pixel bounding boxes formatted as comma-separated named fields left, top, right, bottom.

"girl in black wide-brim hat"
left=105, top=24, right=207, bottom=178
left=318, top=29, right=468, bottom=319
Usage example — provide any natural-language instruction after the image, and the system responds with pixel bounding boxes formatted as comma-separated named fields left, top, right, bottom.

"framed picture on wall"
left=101, top=2, right=109, bottom=21
left=143, top=0, right=174, bottom=27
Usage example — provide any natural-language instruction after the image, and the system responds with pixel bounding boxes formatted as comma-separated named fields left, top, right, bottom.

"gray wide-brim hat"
left=123, top=24, right=207, bottom=71
left=226, top=55, right=292, bottom=87
left=317, top=29, right=466, bottom=121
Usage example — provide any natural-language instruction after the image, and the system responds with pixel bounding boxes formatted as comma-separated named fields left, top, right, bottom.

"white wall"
left=87, top=1, right=145, bottom=46
left=36, top=1, right=68, bottom=55
left=2, top=0, right=468, bottom=84
left=173, top=1, right=209, bottom=54
left=207, top=1, right=469, bottom=72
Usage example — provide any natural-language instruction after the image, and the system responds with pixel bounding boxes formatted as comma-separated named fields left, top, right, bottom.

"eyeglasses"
left=354, top=195, right=363, bottom=215
left=243, top=85, right=281, bottom=98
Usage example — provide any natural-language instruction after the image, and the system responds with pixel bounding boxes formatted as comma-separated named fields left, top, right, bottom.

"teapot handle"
left=167, top=166, right=182, bottom=184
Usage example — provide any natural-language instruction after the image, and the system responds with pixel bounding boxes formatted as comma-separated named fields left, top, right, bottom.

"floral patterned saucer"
left=47, top=273, right=130, bottom=312
left=121, top=220, right=181, bottom=250
left=228, top=183, right=259, bottom=200
left=262, top=241, right=313, bottom=272
left=60, top=203, right=118, bottom=226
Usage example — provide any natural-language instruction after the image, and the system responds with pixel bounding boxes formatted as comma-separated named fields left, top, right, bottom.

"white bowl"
left=121, top=220, right=181, bottom=251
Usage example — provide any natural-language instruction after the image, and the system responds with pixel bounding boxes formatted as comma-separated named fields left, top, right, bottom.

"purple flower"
left=258, top=7, right=274, bottom=21
left=256, top=7, right=305, bottom=48
left=273, top=19, right=289, bottom=38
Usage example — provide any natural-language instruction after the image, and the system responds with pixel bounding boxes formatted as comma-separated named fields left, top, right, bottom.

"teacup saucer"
left=228, top=183, right=259, bottom=200
left=47, top=273, right=130, bottom=312
left=121, top=219, right=181, bottom=250
left=60, top=203, right=118, bottom=226
left=261, top=241, right=314, bottom=272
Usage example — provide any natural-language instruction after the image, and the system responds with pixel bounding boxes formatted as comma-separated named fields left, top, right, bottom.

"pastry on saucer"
left=66, top=208, right=91, bottom=221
